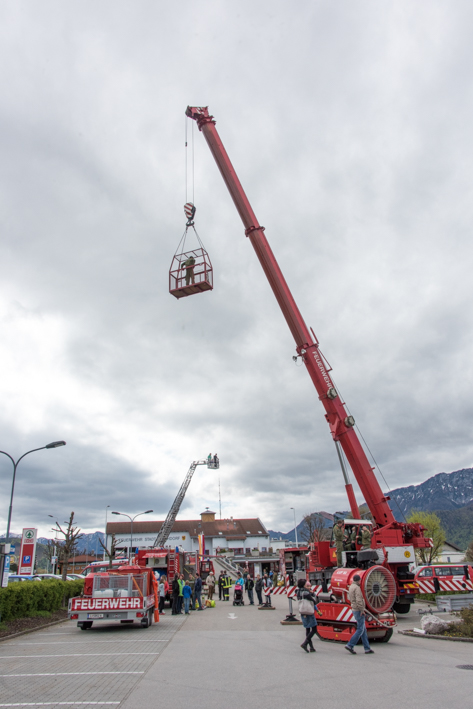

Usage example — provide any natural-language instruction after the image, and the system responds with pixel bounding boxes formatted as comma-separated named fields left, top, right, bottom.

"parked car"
left=66, top=573, right=86, bottom=580
left=414, top=564, right=473, bottom=593
left=35, top=574, right=77, bottom=581
left=8, top=575, right=41, bottom=583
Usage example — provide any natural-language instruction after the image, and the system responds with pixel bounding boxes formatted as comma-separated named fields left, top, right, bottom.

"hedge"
left=0, top=579, right=84, bottom=622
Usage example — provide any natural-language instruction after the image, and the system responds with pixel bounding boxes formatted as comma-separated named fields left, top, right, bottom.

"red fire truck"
left=414, top=564, right=473, bottom=593
left=185, top=106, right=433, bottom=641
left=69, top=563, right=158, bottom=630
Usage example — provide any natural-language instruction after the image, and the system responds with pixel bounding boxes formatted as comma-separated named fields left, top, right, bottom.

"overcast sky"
left=1, top=1, right=473, bottom=539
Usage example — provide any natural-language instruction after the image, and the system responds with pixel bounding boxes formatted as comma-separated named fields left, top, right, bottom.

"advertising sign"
left=19, top=528, right=37, bottom=575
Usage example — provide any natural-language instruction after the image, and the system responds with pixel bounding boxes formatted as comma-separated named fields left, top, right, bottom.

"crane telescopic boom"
left=185, top=105, right=396, bottom=530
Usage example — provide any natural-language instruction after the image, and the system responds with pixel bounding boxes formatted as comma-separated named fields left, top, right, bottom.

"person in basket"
left=296, top=578, right=322, bottom=653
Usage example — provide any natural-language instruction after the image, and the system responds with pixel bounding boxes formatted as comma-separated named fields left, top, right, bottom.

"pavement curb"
left=0, top=617, right=68, bottom=642
left=398, top=629, right=473, bottom=643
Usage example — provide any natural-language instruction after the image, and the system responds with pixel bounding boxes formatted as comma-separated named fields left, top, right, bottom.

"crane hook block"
left=169, top=203, right=214, bottom=300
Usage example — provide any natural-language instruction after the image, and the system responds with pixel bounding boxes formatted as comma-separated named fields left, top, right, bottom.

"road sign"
left=19, top=528, right=37, bottom=575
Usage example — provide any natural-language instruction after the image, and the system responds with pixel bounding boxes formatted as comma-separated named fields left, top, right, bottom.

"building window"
left=262, top=547, right=267, bottom=552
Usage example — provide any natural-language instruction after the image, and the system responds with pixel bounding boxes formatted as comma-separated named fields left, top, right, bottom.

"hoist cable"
left=192, top=119, right=195, bottom=205
left=185, top=117, right=188, bottom=203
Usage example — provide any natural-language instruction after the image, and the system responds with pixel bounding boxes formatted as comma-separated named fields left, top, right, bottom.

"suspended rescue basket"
left=169, top=203, right=213, bottom=299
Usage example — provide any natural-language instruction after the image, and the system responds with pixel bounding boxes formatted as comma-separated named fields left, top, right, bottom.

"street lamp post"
left=290, top=507, right=298, bottom=547
left=111, top=510, right=153, bottom=562
left=1, top=441, right=66, bottom=544
left=104, top=505, right=110, bottom=561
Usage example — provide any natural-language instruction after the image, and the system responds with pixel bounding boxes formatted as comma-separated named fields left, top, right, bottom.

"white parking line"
left=0, top=653, right=159, bottom=659
left=1, top=672, right=145, bottom=677
left=10, top=640, right=167, bottom=645
left=0, top=702, right=120, bottom=707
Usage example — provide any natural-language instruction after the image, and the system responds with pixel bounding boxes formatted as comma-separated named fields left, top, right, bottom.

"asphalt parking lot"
left=0, top=596, right=471, bottom=709
left=0, top=613, right=186, bottom=707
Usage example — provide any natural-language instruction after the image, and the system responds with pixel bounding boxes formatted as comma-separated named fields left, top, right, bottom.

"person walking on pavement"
left=345, top=574, right=374, bottom=655
left=333, top=519, right=345, bottom=567
left=194, top=573, right=204, bottom=610
left=255, top=574, right=263, bottom=605
left=206, top=571, right=216, bottom=601
left=297, top=578, right=322, bottom=653
left=218, top=570, right=225, bottom=600
left=245, top=576, right=255, bottom=605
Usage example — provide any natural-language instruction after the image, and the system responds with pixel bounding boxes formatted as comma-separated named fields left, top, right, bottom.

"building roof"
left=106, top=518, right=268, bottom=539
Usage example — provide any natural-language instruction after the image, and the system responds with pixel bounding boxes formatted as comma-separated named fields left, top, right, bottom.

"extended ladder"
left=153, top=458, right=218, bottom=548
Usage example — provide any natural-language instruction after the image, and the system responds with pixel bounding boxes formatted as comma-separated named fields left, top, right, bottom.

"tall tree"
left=465, top=540, right=473, bottom=563
left=300, top=513, right=330, bottom=543
left=406, top=511, right=446, bottom=564
left=55, top=512, right=83, bottom=580
left=98, top=533, right=123, bottom=568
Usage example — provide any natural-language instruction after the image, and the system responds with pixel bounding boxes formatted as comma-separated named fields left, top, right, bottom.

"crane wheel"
left=392, top=602, right=411, bottom=614
left=373, top=628, right=393, bottom=643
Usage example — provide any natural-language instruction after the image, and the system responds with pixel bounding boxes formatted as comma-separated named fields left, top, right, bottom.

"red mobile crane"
left=185, top=106, right=432, bottom=641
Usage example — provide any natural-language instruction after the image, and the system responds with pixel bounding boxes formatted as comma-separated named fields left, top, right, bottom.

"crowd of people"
left=157, top=567, right=282, bottom=614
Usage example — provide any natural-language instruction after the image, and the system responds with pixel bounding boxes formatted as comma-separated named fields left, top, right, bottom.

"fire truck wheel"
left=373, top=628, right=393, bottom=643
left=141, top=615, right=150, bottom=628
left=80, top=622, right=93, bottom=630
left=392, top=602, right=411, bottom=614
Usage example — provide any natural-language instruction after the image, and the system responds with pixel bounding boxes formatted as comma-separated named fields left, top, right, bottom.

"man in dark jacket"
left=171, top=576, right=180, bottom=615
left=194, top=573, right=204, bottom=611
left=218, top=570, right=225, bottom=600
left=255, top=574, right=263, bottom=605
left=245, top=576, right=255, bottom=605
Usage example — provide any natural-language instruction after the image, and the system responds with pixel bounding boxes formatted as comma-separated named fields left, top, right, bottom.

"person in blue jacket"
left=183, top=580, right=193, bottom=614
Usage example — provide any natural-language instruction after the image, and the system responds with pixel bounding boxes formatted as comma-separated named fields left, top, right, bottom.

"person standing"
left=171, top=576, right=180, bottom=615
left=182, top=255, right=195, bottom=285
left=222, top=574, right=232, bottom=601
left=158, top=577, right=166, bottom=615
left=246, top=576, right=255, bottom=605
left=345, top=574, right=374, bottom=655
left=255, top=574, right=263, bottom=605
left=194, top=573, right=204, bottom=610
left=177, top=574, right=184, bottom=614
left=333, top=520, right=345, bottom=567
left=183, top=580, right=193, bottom=614
left=297, top=578, right=322, bottom=653
left=218, top=570, right=225, bottom=600
left=361, top=526, right=372, bottom=549
left=206, top=571, right=216, bottom=601
left=262, top=574, right=272, bottom=606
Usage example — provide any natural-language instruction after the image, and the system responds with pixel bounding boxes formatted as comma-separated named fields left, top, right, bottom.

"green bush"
left=0, top=579, right=84, bottom=622
left=443, top=604, right=473, bottom=638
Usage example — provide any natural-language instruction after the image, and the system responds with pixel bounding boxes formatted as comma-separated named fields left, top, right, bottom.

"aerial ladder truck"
left=136, top=458, right=217, bottom=592
left=185, top=106, right=432, bottom=642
